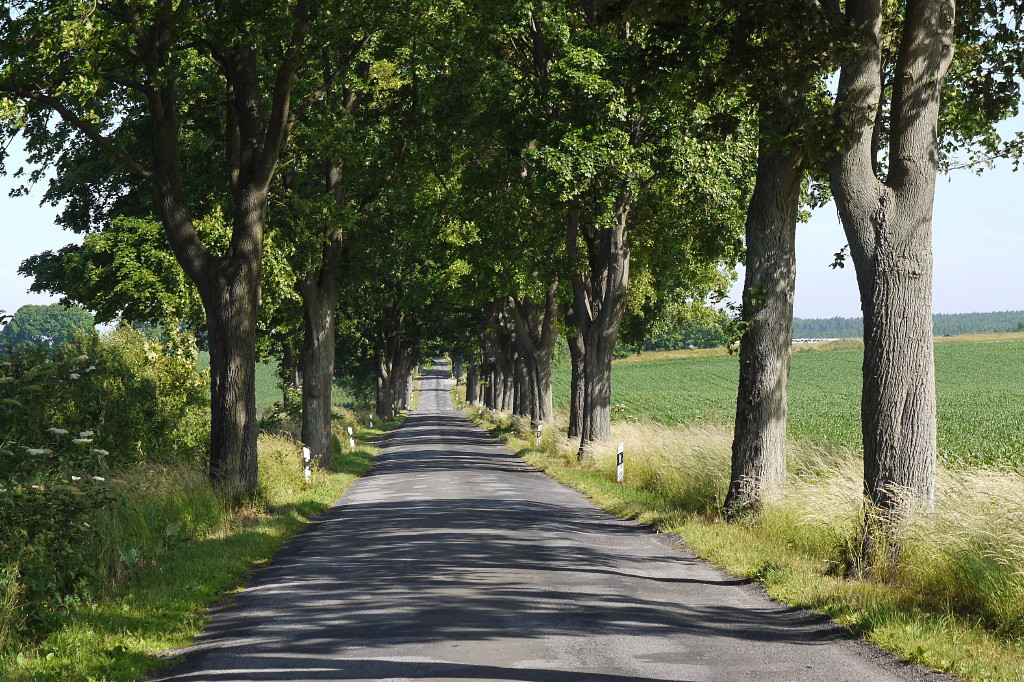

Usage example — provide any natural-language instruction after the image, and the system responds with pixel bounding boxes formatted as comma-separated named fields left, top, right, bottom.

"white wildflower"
left=86, top=365, right=97, bottom=372
left=47, top=427, right=69, bottom=436
left=91, top=449, right=109, bottom=457
left=25, top=448, right=52, bottom=455
left=31, top=485, right=43, bottom=490
left=69, top=373, right=81, bottom=379
left=71, top=476, right=81, bottom=481
left=79, top=430, right=94, bottom=437
left=73, top=355, right=88, bottom=362
left=92, top=476, right=105, bottom=482
left=0, top=376, right=13, bottom=383
left=72, top=438, right=93, bottom=445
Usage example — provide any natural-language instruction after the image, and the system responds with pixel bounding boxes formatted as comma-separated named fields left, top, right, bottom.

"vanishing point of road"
left=154, top=360, right=949, bottom=682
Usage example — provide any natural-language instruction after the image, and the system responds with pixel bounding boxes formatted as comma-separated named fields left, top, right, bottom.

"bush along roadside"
left=470, top=408, right=1024, bottom=682
left=0, top=409, right=384, bottom=681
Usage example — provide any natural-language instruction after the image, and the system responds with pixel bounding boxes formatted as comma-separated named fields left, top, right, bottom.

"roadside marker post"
left=302, top=446, right=311, bottom=483
left=369, top=415, right=373, bottom=429
left=616, top=442, right=624, bottom=483
left=536, top=423, right=543, bottom=447
left=347, top=426, right=355, bottom=450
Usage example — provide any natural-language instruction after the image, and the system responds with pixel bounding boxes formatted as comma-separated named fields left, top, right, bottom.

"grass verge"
left=1, top=411, right=381, bottom=682
left=470, top=409, right=1024, bottom=682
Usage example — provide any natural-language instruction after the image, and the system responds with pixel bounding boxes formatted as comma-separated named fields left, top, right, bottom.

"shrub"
left=0, top=326, right=209, bottom=480
left=0, top=478, right=118, bottom=640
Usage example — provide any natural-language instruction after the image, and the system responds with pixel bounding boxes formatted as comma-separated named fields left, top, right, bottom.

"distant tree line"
left=792, top=312, right=1024, bottom=339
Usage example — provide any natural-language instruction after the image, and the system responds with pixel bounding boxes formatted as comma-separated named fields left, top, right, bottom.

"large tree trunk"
left=297, top=242, right=339, bottom=468
left=566, top=321, right=585, bottom=439
left=201, top=269, right=260, bottom=503
left=568, top=195, right=631, bottom=458
left=830, top=0, right=953, bottom=538
left=580, top=317, right=616, bottom=444
left=466, top=361, right=480, bottom=405
left=725, top=104, right=807, bottom=515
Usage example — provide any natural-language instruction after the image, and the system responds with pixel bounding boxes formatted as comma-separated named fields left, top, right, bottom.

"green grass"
left=1, top=415, right=380, bottom=681
left=554, top=336, right=1024, bottom=470
left=197, top=352, right=353, bottom=411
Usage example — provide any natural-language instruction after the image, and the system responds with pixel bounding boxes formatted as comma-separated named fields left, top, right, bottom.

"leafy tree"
left=445, top=1, right=751, bottom=450
left=1, top=0, right=373, bottom=501
left=0, top=304, right=94, bottom=349
left=827, top=0, right=1022, bottom=555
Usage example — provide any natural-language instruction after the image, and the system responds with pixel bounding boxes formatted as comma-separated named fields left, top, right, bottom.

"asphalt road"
left=153, top=360, right=949, bottom=682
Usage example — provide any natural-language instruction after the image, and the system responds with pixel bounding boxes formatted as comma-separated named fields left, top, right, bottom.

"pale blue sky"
left=2, top=127, right=1021, bottom=320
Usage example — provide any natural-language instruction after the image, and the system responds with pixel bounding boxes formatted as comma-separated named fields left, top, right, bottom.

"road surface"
left=153, top=360, right=948, bottom=682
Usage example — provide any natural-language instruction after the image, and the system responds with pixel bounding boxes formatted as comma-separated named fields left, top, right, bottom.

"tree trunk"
left=281, top=340, right=299, bottom=408
left=506, top=283, right=561, bottom=423
left=830, top=0, right=953, bottom=535
left=580, top=317, right=616, bottom=445
left=466, top=361, right=480, bottom=405
left=514, top=338, right=535, bottom=418
left=568, top=195, right=631, bottom=458
left=725, top=103, right=806, bottom=515
left=202, top=272, right=260, bottom=503
left=297, top=237, right=340, bottom=469
left=566, top=320, right=585, bottom=439
left=394, top=351, right=412, bottom=411
left=375, top=356, right=395, bottom=419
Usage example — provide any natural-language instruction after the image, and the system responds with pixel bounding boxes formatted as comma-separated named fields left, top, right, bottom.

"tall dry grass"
left=480, top=407, right=1024, bottom=641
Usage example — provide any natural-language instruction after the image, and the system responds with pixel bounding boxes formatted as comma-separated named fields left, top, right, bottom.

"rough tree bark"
left=725, top=101, right=807, bottom=515
left=373, top=314, right=406, bottom=419
left=296, top=232, right=340, bottom=468
left=568, top=197, right=631, bottom=458
left=565, top=307, right=585, bottom=439
left=830, top=0, right=953, bottom=529
left=507, top=282, right=561, bottom=423
left=513, top=343, right=532, bottom=418
left=466, top=359, right=480, bottom=405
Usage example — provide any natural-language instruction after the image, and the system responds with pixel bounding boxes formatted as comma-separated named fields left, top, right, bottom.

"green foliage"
left=642, top=311, right=731, bottom=351
left=0, top=478, right=118, bottom=640
left=0, top=305, right=94, bottom=349
left=0, top=327, right=209, bottom=481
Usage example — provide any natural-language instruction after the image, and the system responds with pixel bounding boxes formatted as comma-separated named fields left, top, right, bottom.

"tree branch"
left=0, top=85, right=154, bottom=180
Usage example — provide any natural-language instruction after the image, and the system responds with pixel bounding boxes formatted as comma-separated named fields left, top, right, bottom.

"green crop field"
left=553, top=337, right=1024, bottom=470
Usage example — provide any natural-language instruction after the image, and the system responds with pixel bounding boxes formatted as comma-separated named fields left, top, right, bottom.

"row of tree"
left=2, top=0, right=1021, bottom=561
left=792, top=311, right=1024, bottom=338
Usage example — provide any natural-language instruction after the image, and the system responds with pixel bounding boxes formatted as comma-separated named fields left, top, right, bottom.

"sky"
left=1, top=124, right=1022, bottom=321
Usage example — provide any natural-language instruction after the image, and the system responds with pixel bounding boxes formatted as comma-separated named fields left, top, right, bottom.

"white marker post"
left=535, top=422, right=543, bottom=447
left=302, top=446, right=311, bottom=483
left=616, top=442, right=624, bottom=483
left=347, top=426, right=355, bottom=450
left=369, top=414, right=374, bottom=429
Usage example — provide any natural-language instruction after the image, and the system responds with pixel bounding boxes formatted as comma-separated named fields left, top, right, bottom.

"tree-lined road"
left=153, top=361, right=945, bottom=681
